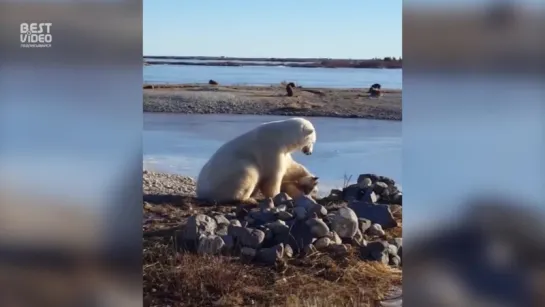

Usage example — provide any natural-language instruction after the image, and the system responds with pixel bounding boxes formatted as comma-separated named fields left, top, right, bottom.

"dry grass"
left=143, top=197, right=402, bottom=307
left=143, top=237, right=401, bottom=307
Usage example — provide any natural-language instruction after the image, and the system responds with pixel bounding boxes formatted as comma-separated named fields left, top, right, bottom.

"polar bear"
left=280, top=155, right=319, bottom=199
left=196, top=117, right=317, bottom=203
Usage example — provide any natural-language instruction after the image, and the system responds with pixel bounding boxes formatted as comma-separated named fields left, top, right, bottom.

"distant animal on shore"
left=286, top=82, right=296, bottom=97
left=209, top=79, right=218, bottom=85
left=368, top=83, right=382, bottom=97
left=196, top=117, right=317, bottom=204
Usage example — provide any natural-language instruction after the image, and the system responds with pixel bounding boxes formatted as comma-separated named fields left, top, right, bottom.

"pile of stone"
left=176, top=174, right=402, bottom=267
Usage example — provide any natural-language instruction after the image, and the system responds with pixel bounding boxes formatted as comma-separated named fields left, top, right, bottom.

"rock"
left=266, top=220, right=289, bottom=235
left=249, top=210, right=277, bottom=226
left=208, top=79, right=218, bottom=85
left=273, top=193, right=292, bottom=206
left=331, top=207, right=359, bottom=238
left=373, top=182, right=389, bottom=195
left=342, top=184, right=361, bottom=202
left=389, top=255, right=401, bottom=267
left=256, top=244, right=284, bottom=265
left=328, top=244, right=350, bottom=256
left=362, top=240, right=389, bottom=263
left=358, top=177, right=373, bottom=189
left=240, top=247, right=257, bottom=261
left=391, top=192, right=403, bottom=205
left=184, top=214, right=217, bottom=241
left=277, top=211, right=294, bottom=221
left=294, top=206, right=308, bottom=220
left=197, top=235, right=225, bottom=255
left=306, top=217, right=330, bottom=238
left=284, top=244, right=294, bottom=258
left=230, top=219, right=242, bottom=227
left=308, top=203, right=328, bottom=217
left=259, top=198, right=275, bottom=210
left=352, top=229, right=367, bottom=246
left=348, top=202, right=397, bottom=229
left=387, top=244, right=399, bottom=256
left=216, top=225, right=229, bottom=236
left=358, top=218, right=372, bottom=234
left=360, top=188, right=378, bottom=203
left=213, top=214, right=230, bottom=227
left=314, top=237, right=331, bottom=250
left=357, top=174, right=378, bottom=184
left=235, top=205, right=249, bottom=219
left=368, top=224, right=386, bottom=236
left=327, top=189, right=343, bottom=201
left=221, top=235, right=234, bottom=251
left=377, top=175, right=396, bottom=186
left=326, top=231, right=343, bottom=245
left=277, top=204, right=287, bottom=212
left=294, top=195, right=316, bottom=209
left=285, top=220, right=315, bottom=254
left=389, top=238, right=403, bottom=249
left=229, top=226, right=265, bottom=249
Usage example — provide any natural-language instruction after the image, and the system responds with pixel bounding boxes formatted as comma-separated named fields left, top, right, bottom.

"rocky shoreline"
left=143, top=170, right=402, bottom=306
left=143, top=84, right=402, bottom=121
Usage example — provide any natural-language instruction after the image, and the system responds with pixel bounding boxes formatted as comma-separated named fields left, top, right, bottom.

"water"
left=144, top=59, right=311, bottom=65
left=144, top=65, right=402, bottom=89
left=143, top=113, right=402, bottom=195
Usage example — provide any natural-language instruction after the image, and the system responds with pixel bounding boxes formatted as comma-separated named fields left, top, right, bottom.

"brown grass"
left=143, top=197, right=402, bottom=307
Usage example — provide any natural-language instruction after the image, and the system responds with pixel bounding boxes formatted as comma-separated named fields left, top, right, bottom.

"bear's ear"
left=302, top=127, right=314, bottom=136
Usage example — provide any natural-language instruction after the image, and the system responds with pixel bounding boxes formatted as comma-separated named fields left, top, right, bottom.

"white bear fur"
left=196, top=117, right=317, bottom=203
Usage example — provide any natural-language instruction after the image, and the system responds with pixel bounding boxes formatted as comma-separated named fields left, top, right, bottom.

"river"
left=143, top=113, right=402, bottom=196
left=144, top=64, right=402, bottom=89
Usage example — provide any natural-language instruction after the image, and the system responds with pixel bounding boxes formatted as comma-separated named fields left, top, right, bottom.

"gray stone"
left=240, top=247, right=257, bottom=261
left=221, top=235, right=234, bottom=251
left=273, top=193, right=292, bottom=206
left=230, top=219, right=242, bottom=227
left=326, top=231, right=343, bottom=245
left=306, top=217, right=330, bottom=238
left=284, top=244, right=294, bottom=258
left=357, top=174, right=378, bottom=184
left=352, top=229, right=367, bottom=246
left=361, top=240, right=389, bottom=259
left=314, top=237, right=331, bottom=250
left=285, top=220, right=315, bottom=254
left=277, top=204, right=287, bottom=212
left=294, top=206, right=308, bottom=220
left=277, top=211, right=294, bottom=221
left=303, top=243, right=318, bottom=255
left=361, top=189, right=378, bottom=203
left=358, top=218, right=372, bottom=234
left=391, top=192, right=403, bottom=205
left=372, top=250, right=390, bottom=264
left=308, top=203, right=328, bottom=217
left=331, top=207, right=359, bottom=238
left=215, top=225, right=229, bottom=236
left=358, top=177, right=373, bottom=189
left=259, top=198, right=275, bottom=210
left=256, top=243, right=284, bottom=265
left=328, top=244, right=349, bottom=255
left=249, top=210, right=277, bottom=225
left=368, top=224, right=386, bottom=236
left=213, top=214, right=230, bottom=227
left=229, top=226, right=265, bottom=249
left=266, top=220, right=289, bottom=235
left=389, top=238, right=403, bottom=249
left=294, top=195, right=317, bottom=209
left=373, top=182, right=389, bottom=195
left=387, top=244, right=399, bottom=256
left=197, top=235, right=225, bottom=255
left=348, top=202, right=397, bottom=229
left=327, top=189, right=343, bottom=201
left=184, top=214, right=217, bottom=241
left=342, top=184, right=361, bottom=202
left=389, top=255, right=401, bottom=267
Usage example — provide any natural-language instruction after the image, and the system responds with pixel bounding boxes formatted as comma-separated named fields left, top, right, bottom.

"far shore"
left=143, top=83, right=402, bottom=121
left=143, top=56, right=402, bottom=69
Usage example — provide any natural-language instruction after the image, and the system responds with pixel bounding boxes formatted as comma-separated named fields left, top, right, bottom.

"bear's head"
left=296, top=118, right=316, bottom=155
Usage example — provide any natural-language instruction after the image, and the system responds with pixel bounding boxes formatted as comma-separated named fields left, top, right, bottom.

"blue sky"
left=143, top=0, right=402, bottom=59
